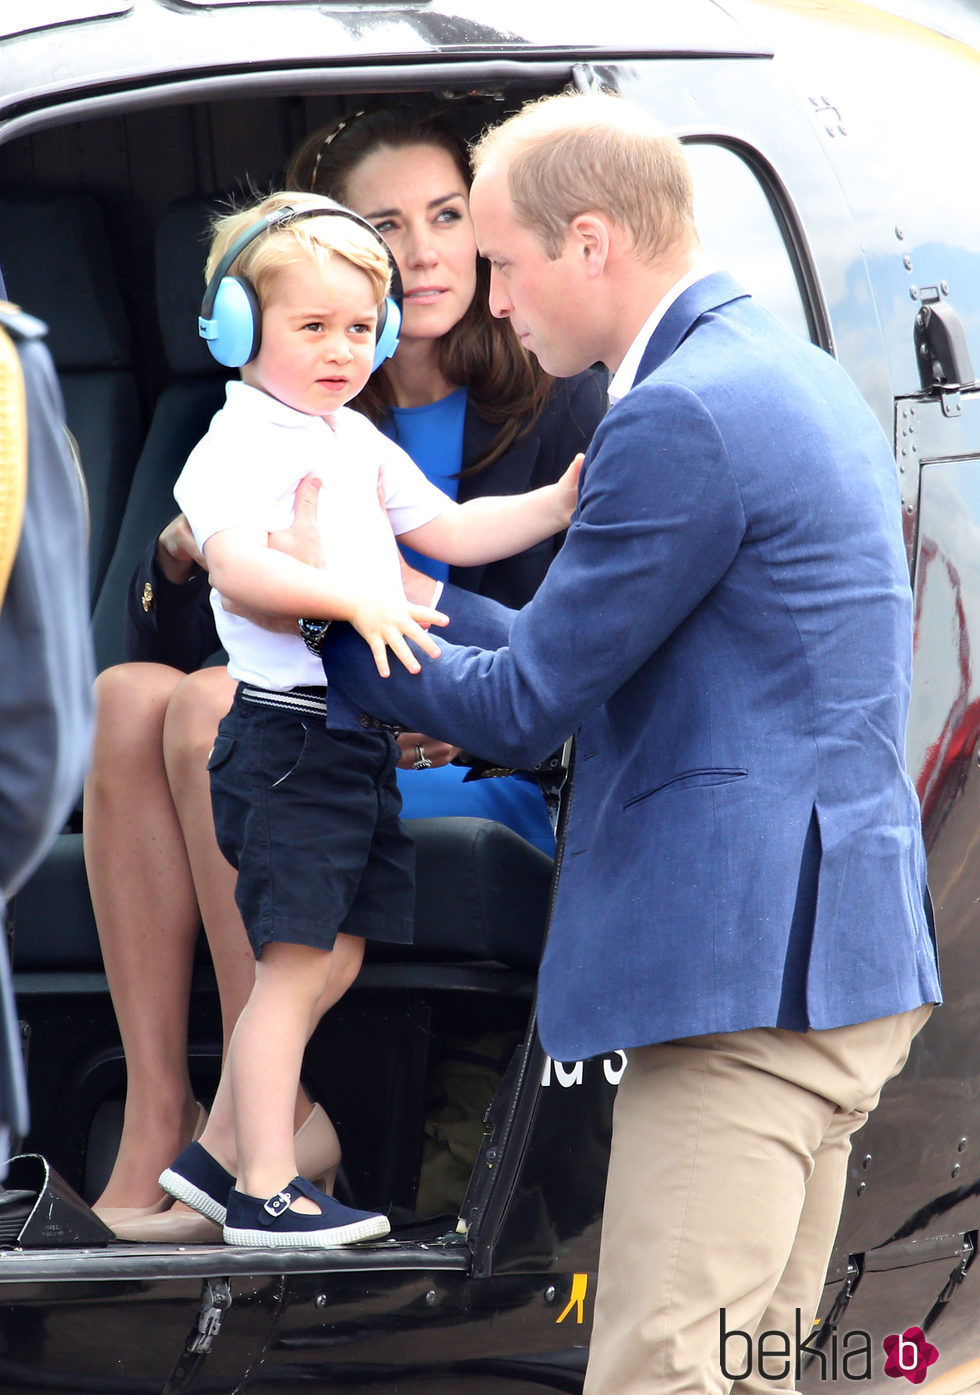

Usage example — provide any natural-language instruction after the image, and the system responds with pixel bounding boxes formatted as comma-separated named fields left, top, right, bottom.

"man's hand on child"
left=349, top=595, right=449, bottom=678
left=269, top=473, right=324, bottom=568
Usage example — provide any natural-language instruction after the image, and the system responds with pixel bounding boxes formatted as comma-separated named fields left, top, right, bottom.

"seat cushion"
left=12, top=817, right=553, bottom=974
left=379, top=816, right=553, bottom=969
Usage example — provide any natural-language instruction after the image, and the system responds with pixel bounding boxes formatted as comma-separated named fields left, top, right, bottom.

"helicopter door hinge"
left=914, top=294, right=977, bottom=418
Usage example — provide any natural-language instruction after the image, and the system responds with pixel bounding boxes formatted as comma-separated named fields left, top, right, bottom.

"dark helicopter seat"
left=12, top=815, right=552, bottom=974
left=90, top=194, right=231, bottom=673
left=0, top=193, right=143, bottom=607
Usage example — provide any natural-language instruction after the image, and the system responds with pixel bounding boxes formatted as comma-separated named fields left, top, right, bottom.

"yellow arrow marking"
left=556, top=1273, right=588, bottom=1324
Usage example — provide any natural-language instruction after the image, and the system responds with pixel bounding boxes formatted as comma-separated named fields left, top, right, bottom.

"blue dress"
left=382, top=389, right=554, bottom=854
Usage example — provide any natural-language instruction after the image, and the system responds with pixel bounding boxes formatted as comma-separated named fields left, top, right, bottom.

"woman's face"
left=342, top=142, right=479, bottom=346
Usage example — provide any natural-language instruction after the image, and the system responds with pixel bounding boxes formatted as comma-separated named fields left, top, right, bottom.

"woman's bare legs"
left=162, top=668, right=251, bottom=1059
left=85, top=664, right=204, bottom=1209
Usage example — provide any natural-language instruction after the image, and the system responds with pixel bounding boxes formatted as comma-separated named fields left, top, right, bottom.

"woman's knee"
left=90, top=663, right=185, bottom=774
left=163, top=667, right=237, bottom=777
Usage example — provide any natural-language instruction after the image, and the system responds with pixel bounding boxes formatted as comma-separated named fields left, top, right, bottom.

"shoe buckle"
left=263, top=1189, right=292, bottom=1219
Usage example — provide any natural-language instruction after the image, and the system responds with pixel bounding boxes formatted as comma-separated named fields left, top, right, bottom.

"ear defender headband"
left=198, top=199, right=402, bottom=371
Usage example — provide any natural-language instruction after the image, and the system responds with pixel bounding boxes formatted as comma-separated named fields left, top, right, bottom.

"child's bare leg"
left=199, top=935, right=363, bottom=1208
left=85, top=664, right=203, bottom=1209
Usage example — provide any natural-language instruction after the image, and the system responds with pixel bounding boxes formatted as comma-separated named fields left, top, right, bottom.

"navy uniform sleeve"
left=124, top=532, right=220, bottom=672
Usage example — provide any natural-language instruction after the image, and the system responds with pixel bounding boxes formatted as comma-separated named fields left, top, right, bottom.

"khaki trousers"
left=583, top=1005, right=932, bottom=1395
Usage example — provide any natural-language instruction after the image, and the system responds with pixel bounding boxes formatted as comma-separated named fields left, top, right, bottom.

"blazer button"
left=358, top=713, right=371, bottom=728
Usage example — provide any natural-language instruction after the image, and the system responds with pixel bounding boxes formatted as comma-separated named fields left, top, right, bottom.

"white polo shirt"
left=174, top=381, right=449, bottom=689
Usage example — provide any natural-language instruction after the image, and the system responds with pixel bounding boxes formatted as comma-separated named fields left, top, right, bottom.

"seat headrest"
left=155, top=195, right=230, bottom=378
left=0, top=193, right=131, bottom=370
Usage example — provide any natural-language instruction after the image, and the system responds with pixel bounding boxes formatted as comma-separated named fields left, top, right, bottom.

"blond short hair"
left=471, top=92, right=697, bottom=262
left=205, top=191, right=391, bottom=307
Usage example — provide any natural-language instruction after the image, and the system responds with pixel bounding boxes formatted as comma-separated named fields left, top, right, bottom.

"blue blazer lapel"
left=636, top=271, right=749, bottom=381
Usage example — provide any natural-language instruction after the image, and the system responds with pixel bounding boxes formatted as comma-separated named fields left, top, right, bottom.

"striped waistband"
left=238, top=684, right=402, bottom=736
left=240, top=685, right=327, bottom=717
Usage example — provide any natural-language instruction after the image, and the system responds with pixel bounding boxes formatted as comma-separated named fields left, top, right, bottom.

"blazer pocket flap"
left=624, top=767, right=747, bottom=809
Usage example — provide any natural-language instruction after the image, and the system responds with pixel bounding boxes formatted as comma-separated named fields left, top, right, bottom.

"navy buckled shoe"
left=159, top=1142, right=235, bottom=1224
left=223, top=1175, right=390, bottom=1248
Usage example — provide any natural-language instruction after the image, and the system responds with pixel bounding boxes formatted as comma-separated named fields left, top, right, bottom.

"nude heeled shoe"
left=93, top=1102, right=207, bottom=1230
left=93, top=1195, right=173, bottom=1230
left=294, top=1102, right=342, bottom=1196
left=111, top=1103, right=342, bottom=1243
left=110, top=1201, right=221, bottom=1244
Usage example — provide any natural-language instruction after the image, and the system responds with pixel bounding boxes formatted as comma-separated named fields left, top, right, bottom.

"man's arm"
left=323, top=384, right=746, bottom=766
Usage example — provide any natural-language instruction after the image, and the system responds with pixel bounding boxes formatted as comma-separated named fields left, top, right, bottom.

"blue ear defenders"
left=198, top=199, right=402, bottom=371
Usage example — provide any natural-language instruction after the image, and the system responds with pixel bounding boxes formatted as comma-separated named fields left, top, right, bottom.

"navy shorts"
left=207, top=685, right=415, bottom=957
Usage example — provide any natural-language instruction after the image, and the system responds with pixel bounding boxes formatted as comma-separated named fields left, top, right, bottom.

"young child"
left=160, top=192, right=581, bottom=1249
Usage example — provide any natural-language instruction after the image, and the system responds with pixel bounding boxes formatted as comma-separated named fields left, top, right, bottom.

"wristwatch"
left=298, top=617, right=331, bottom=655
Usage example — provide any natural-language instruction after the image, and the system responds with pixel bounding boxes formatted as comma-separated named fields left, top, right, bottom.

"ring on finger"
left=413, top=743, right=432, bottom=770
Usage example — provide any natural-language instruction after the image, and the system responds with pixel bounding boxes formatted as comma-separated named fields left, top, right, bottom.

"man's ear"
left=569, top=213, right=611, bottom=277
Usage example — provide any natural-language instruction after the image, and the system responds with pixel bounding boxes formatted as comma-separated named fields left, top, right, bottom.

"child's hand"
left=349, top=594, right=449, bottom=677
left=553, top=452, right=584, bottom=527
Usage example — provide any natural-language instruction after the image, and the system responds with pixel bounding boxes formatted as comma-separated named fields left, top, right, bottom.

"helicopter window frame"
left=682, top=135, right=830, bottom=353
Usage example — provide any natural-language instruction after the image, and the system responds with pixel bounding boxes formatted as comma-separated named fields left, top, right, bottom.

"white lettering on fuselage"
left=541, top=1050, right=628, bottom=1088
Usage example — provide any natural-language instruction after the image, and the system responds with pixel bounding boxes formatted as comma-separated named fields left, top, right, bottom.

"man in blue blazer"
left=319, top=93, right=940, bottom=1393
